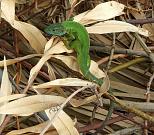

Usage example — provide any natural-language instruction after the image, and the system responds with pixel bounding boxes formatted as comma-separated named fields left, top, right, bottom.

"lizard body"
left=45, top=21, right=103, bottom=85
left=44, top=20, right=114, bottom=129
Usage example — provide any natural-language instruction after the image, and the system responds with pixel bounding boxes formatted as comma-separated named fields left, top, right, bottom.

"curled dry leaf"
left=45, top=39, right=73, bottom=55
left=89, top=60, right=105, bottom=78
left=86, top=20, right=149, bottom=36
left=0, top=95, right=66, bottom=116
left=33, top=78, right=93, bottom=89
left=1, top=0, right=47, bottom=53
left=45, top=109, right=79, bottom=135
left=74, top=1, right=125, bottom=24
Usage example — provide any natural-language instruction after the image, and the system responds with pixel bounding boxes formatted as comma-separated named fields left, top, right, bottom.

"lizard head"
left=44, top=23, right=66, bottom=36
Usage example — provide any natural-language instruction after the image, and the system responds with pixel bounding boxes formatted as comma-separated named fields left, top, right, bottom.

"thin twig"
left=126, top=18, right=154, bottom=25
left=104, top=92, right=154, bottom=123
left=106, top=33, right=116, bottom=71
left=90, top=46, right=148, bottom=57
left=109, top=57, right=147, bottom=73
left=109, top=126, right=142, bottom=135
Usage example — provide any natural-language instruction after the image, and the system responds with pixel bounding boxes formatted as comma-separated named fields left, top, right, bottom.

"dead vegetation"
left=0, top=0, right=154, bottom=135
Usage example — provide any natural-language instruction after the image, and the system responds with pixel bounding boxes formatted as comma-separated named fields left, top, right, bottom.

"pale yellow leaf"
left=0, top=57, right=12, bottom=125
left=0, top=57, right=12, bottom=96
left=0, top=95, right=66, bottom=116
left=86, top=21, right=149, bottom=36
left=46, top=62, right=56, bottom=80
left=45, top=109, right=79, bottom=135
left=24, top=54, right=52, bottom=93
left=28, top=54, right=52, bottom=84
left=1, top=0, right=15, bottom=24
left=12, top=20, right=47, bottom=53
left=33, top=78, right=93, bottom=89
left=74, top=1, right=125, bottom=24
left=0, top=54, right=42, bottom=67
left=89, top=60, right=105, bottom=78
left=45, top=40, right=73, bottom=55
left=74, top=11, right=89, bottom=22
left=44, top=37, right=56, bottom=53
left=53, top=55, right=80, bottom=73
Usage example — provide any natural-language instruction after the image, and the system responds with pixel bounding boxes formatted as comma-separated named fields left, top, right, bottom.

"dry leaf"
left=45, top=109, right=79, bottom=135
left=45, top=40, right=73, bottom=55
left=46, top=62, right=56, bottom=81
left=44, top=37, right=56, bottom=53
left=89, top=60, right=105, bottom=78
left=33, top=78, right=93, bottom=89
left=86, top=21, right=149, bottom=36
left=74, top=1, right=125, bottom=24
left=0, top=94, right=26, bottom=104
left=53, top=55, right=105, bottom=78
left=1, top=0, right=15, bottom=24
left=24, top=40, right=73, bottom=92
left=1, top=0, right=47, bottom=53
left=53, top=55, right=80, bottom=73
left=0, top=57, right=12, bottom=125
left=25, top=54, right=52, bottom=90
left=0, top=95, right=66, bottom=116
left=12, top=21, right=47, bottom=53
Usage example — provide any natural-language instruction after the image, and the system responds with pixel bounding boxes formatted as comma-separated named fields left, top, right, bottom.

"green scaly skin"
left=44, top=20, right=114, bottom=130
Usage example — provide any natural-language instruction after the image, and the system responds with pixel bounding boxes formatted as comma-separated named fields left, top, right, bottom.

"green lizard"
left=44, top=20, right=114, bottom=130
